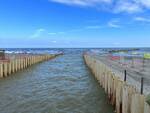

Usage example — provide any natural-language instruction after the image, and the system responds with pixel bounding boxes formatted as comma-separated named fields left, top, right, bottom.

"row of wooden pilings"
left=0, top=54, right=57, bottom=78
left=84, top=54, right=150, bottom=113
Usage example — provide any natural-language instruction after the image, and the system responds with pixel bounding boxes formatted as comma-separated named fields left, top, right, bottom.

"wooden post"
left=25, top=58, right=27, bottom=68
left=112, top=76, right=119, bottom=106
left=21, top=59, right=23, bottom=70
left=3, top=62, right=8, bottom=77
left=122, top=85, right=136, bottom=113
left=18, top=59, right=21, bottom=70
left=15, top=59, right=18, bottom=72
left=131, top=94, right=144, bottom=113
left=0, top=63, right=3, bottom=78
left=27, top=57, right=29, bottom=66
left=8, top=62, right=12, bottom=75
left=116, top=80, right=124, bottom=113
left=83, top=55, right=150, bottom=113
left=11, top=60, right=15, bottom=73
left=144, top=102, right=150, bottom=113
left=0, top=54, right=56, bottom=78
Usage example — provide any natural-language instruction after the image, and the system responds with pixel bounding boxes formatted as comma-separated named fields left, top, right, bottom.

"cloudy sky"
left=0, top=0, right=150, bottom=48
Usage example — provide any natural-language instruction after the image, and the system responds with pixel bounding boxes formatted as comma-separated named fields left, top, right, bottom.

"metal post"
left=142, top=58, right=145, bottom=70
left=132, top=57, right=134, bottom=68
left=141, top=77, right=144, bottom=94
left=124, top=70, right=127, bottom=81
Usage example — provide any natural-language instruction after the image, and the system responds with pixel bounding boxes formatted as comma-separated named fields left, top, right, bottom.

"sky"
left=0, top=0, right=150, bottom=48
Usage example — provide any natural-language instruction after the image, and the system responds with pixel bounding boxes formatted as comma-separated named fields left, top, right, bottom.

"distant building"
left=0, top=49, right=5, bottom=60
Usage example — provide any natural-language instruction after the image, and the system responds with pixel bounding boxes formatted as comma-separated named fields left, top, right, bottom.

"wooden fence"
left=84, top=54, right=150, bottom=113
left=0, top=54, right=58, bottom=78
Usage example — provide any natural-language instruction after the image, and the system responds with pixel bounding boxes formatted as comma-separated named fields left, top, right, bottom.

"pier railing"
left=84, top=54, right=150, bottom=113
left=0, top=54, right=59, bottom=78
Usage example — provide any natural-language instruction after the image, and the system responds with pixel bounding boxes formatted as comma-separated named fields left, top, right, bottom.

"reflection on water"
left=0, top=50, right=114, bottom=113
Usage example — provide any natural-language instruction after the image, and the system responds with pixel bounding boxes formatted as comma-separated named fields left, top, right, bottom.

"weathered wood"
left=122, top=85, right=136, bottom=113
left=84, top=54, right=149, bottom=113
left=0, top=54, right=58, bottom=78
left=8, top=61, right=12, bottom=75
left=3, top=62, right=8, bottom=77
left=0, top=63, right=3, bottom=78
left=11, top=60, right=15, bottom=73
left=144, top=102, right=150, bottom=113
left=131, top=94, right=144, bottom=113
left=116, top=80, right=124, bottom=113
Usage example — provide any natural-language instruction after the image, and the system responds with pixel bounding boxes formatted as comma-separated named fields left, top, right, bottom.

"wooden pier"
left=84, top=54, right=150, bottom=113
left=0, top=54, right=59, bottom=78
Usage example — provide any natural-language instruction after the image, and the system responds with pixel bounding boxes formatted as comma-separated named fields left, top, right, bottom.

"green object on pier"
left=144, top=53, right=150, bottom=59
left=132, top=52, right=138, bottom=55
left=146, top=94, right=150, bottom=105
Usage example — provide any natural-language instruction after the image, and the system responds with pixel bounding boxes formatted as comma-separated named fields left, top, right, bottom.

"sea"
left=0, top=48, right=114, bottom=113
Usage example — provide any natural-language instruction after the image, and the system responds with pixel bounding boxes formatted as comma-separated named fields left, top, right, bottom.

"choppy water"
left=0, top=49, right=114, bottom=113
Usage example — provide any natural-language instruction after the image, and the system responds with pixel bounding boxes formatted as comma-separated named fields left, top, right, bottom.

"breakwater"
left=84, top=54, right=150, bottom=113
left=0, top=54, right=60, bottom=78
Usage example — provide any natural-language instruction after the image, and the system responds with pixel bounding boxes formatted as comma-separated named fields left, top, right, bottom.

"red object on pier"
left=0, top=59, right=10, bottom=63
left=0, top=50, right=10, bottom=62
left=109, top=55, right=120, bottom=61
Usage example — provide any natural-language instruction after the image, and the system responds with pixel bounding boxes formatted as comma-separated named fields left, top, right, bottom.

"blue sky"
left=0, top=0, right=150, bottom=48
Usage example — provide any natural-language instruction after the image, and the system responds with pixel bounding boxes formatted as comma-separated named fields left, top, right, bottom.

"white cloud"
left=51, top=40, right=57, bottom=43
left=69, top=28, right=83, bottom=32
left=58, top=31, right=65, bottom=34
left=85, top=25, right=103, bottom=29
left=48, top=32, right=57, bottom=35
left=134, top=16, right=150, bottom=22
left=30, top=29, right=67, bottom=38
left=50, top=0, right=150, bottom=13
left=113, top=42, right=121, bottom=46
left=108, top=19, right=121, bottom=28
left=114, top=1, right=142, bottom=13
left=50, top=0, right=112, bottom=6
left=30, top=29, right=45, bottom=38
left=136, top=0, right=150, bottom=8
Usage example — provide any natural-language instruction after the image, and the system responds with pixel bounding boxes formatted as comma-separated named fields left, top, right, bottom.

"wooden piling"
left=8, top=61, right=12, bottom=75
left=11, top=60, right=15, bottom=73
left=4, top=62, right=8, bottom=77
left=122, top=85, right=136, bottom=113
left=0, top=54, right=60, bottom=79
left=131, top=94, right=144, bottom=113
left=144, top=102, right=150, bottom=113
left=83, top=54, right=150, bottom=113
left=0, top=63, right=3, bottom=78
left=116, top=80, right=124, bottom=113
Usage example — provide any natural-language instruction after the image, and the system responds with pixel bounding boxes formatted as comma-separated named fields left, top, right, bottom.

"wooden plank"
left=144, top=102, right=150, bottom=113
left=122, top=85, right=136, bottom=113
left=83, top=55, right=149, bottom=113
left=8, top=62, right=11, bottom=75
left=3, top=62, right=8, bottom=77
left=131, top=94, right=144, bottom=113
left=0, top=63, right=3, bottom=78
left=11, top=60, right=15, bottom=73
left=116, top=80, right=124, bottom=113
